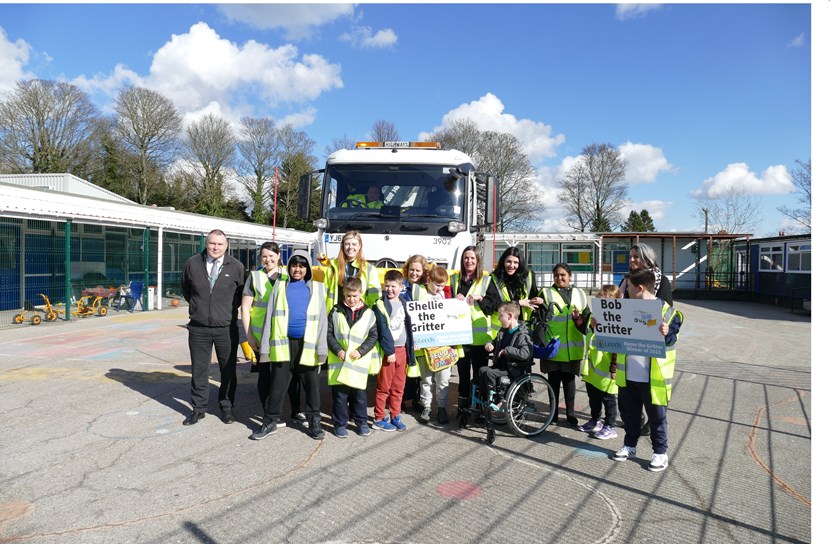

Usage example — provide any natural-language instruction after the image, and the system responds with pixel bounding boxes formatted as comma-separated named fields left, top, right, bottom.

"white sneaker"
left=613, top=445, right=637, bottom=462
left=649, top=453, right=669, bottom=472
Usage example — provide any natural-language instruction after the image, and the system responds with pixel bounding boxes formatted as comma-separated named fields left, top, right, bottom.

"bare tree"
left=695, top=187, right=763, bottom=235
left=113, top=86, right=182, bottom=205
left=275, top=124, right=317, bottom=229
left=323, top=134, right=356, bottom=158
left=237, top=117, right=280, bottom=224
left=369, top=120, right=399, bottom=142
left=431, top=119, right=540, bottom=231
left=183, top=113, right=236, bottom=217
left=0, top=79, right=100, bottom=174
left=558, top=143, right=629, bottom=232
left=777, top=159, right=810, bottom=232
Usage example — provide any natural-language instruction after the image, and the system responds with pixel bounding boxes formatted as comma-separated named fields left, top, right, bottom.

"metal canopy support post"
left=65, top=220, right=72, bottom=321
left=143, top=228, right=150, bottom=311
left=157, top=226, right=163, bottom=311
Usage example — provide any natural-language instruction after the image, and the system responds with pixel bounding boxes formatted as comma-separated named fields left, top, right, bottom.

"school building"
left=0, top=174, right=315, bottom=329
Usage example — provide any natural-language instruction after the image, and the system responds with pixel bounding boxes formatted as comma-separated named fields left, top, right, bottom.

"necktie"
left=209, top=260, right=220, bottom=289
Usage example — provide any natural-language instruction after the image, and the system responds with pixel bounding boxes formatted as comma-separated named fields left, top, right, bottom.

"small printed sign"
left=590, top=298, right=666, bottom=358
left=407, top=297, right=473, bottom=349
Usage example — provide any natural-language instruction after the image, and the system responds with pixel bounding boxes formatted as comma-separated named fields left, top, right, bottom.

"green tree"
left=183, top=113, right=237, bottom=217
left=621, top=209, right=656, bottom=232
left=275, top=124, right=318, bottom=230
left=237, top=117, right=280, bottom=224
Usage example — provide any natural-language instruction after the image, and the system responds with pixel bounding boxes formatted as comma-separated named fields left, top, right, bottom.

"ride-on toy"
left=13, top=294, right=59, bottom=325
left=71, top=295, right=108, bottom=318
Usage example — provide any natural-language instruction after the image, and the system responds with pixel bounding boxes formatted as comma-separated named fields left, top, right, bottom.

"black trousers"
left=547, top=370, right=576, bottom=419
left=585, top=382, right=618, bottom=427
left=288, top=339, right=321, bottom=420
left=187, top=323, right=238, bottom=412
left=262, top=338, right=321, bottom=424
left=456, top=345, right=489, bottom=399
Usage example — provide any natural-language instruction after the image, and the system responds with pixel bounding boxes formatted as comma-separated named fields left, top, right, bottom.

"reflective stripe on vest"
left=268, top=280, right=325, bottom=366
left=582, top=330, right=618, bottom=394
left=248, top=270, right=273, bottom=342
left=323, top=258, right=381, bottom=312
left=489, top=271, right=534, bottom=335
left=615, top=303, right=682, bottom=406
left=327, top=309, right=379, bottom=389
left=451, top=273, right=494, bottom=345
left=541, top=286, right=587, bottom=362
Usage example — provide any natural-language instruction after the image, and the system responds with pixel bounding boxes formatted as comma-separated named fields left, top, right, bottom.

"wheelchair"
left=460, top=368, right=556, bottom=445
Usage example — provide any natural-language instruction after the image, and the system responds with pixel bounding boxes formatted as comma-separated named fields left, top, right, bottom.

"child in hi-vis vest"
left=327, top=276, right=380, bottom=438
left=612, top=269, right=683, bottom=473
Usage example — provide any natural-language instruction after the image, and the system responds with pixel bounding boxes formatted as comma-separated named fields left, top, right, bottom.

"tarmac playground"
left=0, top=299, right=813, bottom=543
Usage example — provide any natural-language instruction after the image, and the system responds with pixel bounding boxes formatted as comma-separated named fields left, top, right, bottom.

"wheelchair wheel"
left=505, top=374, right=555, bottom=437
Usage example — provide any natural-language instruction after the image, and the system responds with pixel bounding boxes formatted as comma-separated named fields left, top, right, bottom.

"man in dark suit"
left=181, top=229, right=245, bottom=425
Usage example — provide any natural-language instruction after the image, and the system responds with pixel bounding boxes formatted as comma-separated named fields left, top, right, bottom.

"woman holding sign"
left=451, top=246, right=498, bottom=418
left=539, top=263, right=590, bottom=426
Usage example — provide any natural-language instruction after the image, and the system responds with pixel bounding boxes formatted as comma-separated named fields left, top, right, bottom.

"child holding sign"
left=612, top=269, right=684, bottom=472
left=416, top=266, right=458, bottom=425
left=327, top=277, right=380, bottom=438
left=580, top=284, right=621, bottom=440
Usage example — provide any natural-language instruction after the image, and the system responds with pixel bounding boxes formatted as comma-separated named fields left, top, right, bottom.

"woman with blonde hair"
left=319, top=230, right=381, bottom=311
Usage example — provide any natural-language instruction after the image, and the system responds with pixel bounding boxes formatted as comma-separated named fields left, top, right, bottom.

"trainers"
left=357, top=424, right=372, bottom=437
left=290, top=412, right=307, bottom=425
left=334, top=426, right=348, bottom=439
left=579, top=419, right=602, bottom=433
left=437, top=407, right=449, bottom=425
left=649, top=453, right=669, bottom=472
left=613, top=445, right=637, bottom=462
left=249, top=422, right=280, bottom=441
left=373, top=417, right=396, bottom=432
left=419, top=407, right=431, bottom=424
left=308, top=419, right=325, bottom=440
left=390, top=415, right=407, bottom=431
left=594, top=425, right=618, bottom=440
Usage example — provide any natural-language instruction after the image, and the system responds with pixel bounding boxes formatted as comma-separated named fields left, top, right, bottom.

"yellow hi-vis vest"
left=582, top=329, right=618, bottom=394
left=541, top=286, right=588, bottom=362
left=614, top=303, right=683, bottom=406
left=268, top=280, right=326, bottom=366
left=249, top=269, right=275, bottom=343
left=489, top=271, right=534, bottom=334
left=450, top=272, right=495, bottom=346
left=322, top=258, right=381, bottom=312
left=340, top=194, right=382, bottom=208
left=327, top=308, right=379, bottom=389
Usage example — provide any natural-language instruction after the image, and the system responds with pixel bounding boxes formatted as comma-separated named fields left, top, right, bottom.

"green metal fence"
left=0, top=218, right=260, bottom=330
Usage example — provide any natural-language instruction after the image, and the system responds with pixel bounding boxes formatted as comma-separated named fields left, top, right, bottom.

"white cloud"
left=71, top=63, right=143, bottom=110
left=615, top=4, right=662, bottom=21
left=691, top=163, right=794, bottom=198
left=787, top=33, right=805, bottom=48
left=340, top=27, right=398, bottom=49
left=618, top=141, right=673, bottom=183
left=421, top=93, right=565, bottom=164
left=217, top=4, right=355, bottom=39
left=622, top=199, right=672, bottom=224
left=0, top=26, right=34, bottom=93
left=279, top=108, right=317, bottom=128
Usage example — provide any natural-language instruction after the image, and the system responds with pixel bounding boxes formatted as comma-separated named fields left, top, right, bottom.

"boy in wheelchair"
left=478, top=301, right=534, bottom=411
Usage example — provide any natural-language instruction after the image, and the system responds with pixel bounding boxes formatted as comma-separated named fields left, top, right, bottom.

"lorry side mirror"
left=297, top=174, right=312, bottom=220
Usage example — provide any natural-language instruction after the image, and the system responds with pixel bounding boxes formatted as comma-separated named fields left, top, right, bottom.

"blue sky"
left=0, top=3, right=814, bottom=236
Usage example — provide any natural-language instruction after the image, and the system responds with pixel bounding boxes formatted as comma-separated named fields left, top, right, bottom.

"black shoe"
left=221, top=409, right=235, bottom=424
left=183, top=411, right=205, bottom=426
left=249, top=421, right=279, bottom=440
left=308, top=419, right=325, bottom=440
left=567, top=415, right=579, bottom=426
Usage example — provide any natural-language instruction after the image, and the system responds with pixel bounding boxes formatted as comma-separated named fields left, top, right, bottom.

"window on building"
left=526, top=243, right=559, bottom=274
left=759, top=245, right=784, bottom=272
left=562, top=243, right=594, bottom=272
left=787, top=244, right=811, bottom=273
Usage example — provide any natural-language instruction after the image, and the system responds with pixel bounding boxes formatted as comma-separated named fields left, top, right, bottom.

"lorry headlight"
left=448, top=221, right=466, bottom=233
left=314, top=218, right=328, bottom=229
